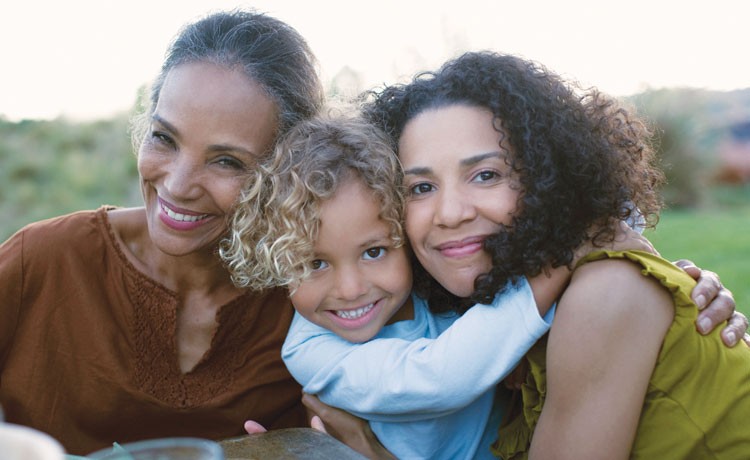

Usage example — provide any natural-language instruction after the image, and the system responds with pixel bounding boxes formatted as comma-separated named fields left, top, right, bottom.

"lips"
left=435, top=236, right=486, bottom=258
left=157, top=197, right=211, bottom=230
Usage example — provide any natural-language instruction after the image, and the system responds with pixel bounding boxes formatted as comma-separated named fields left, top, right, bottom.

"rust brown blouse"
left=0, top=207, right=304, bottom=455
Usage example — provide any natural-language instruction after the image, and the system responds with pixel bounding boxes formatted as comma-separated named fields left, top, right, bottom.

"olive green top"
left=493, top=250, right=750, bottom=459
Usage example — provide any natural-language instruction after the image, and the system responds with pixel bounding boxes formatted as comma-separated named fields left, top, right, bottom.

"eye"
left=363, top=247, right=386, bottom=260
left=472, top=170, right=500, bottom=183
left=215, top=156, right=248, bottom=171
left=409, top=182, right=434, bottom=196
left=151, top=130, right=175, bottom=148
left=311, top=259, right=329, bottom=271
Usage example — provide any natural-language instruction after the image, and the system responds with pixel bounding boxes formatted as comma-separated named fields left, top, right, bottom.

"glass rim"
left=86, top=437, right=223, bottom=459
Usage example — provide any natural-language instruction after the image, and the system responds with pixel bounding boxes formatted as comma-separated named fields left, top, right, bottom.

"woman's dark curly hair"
left=362, top=51, right=664, bottom=314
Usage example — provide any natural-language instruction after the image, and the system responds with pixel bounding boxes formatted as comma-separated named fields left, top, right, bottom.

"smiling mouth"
left=159, top=200, right=208, bottom=222
left=334, top=303, right=375, bottom=320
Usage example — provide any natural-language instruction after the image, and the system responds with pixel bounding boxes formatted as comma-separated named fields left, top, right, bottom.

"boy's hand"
left=573, top=221, right=657, bottom=267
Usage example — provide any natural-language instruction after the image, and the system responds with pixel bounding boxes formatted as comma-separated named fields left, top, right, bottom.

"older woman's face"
left=137, top=62, right=279, bottom=256
left=398, top=104, right=520, bottom=298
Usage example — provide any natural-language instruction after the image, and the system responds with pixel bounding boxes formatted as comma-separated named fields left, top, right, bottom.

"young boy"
left=221, top=111, right=562, bottom=459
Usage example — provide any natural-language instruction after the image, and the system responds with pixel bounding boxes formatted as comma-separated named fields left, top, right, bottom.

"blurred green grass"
left=645, top=206, right=750, bottom=316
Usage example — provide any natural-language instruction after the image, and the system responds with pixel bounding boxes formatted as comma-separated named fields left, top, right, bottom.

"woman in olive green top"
left=495, top=250, right=750, bottom=459
left=362, top=51, right=750, bottom=459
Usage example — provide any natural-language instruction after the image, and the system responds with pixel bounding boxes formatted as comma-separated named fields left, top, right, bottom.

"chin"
left=440, top=281, right=475, bottom=299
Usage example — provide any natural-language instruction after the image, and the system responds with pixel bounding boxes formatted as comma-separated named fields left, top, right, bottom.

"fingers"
left=695, top=288, right=736, bottom=333
left=718, top=312, right=750, bottom=347
left=310, top=415, right=328, bottom=434
left=673, top=259, right=701, bottom=283
left=301, top=393, right=325, bottom=415
left=743, top=333, right=750, bottom=348
left=609, top=221, right=659, bottom=255
left=302, top=393, right=328, bottom=430
left=244, top=420, right=268, bottom=434
left=675, top=260, right=722, bottom=310
left=683, top=262, right=746, bottom=346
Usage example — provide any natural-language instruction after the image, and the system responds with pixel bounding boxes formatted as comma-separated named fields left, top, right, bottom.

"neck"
left=109, top=207, right=243, bottom=296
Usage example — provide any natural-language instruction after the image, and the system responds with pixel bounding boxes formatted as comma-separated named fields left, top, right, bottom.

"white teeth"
left=162, top=204, right=207, bottom=222
left=335, top=303, right=374, bottom=320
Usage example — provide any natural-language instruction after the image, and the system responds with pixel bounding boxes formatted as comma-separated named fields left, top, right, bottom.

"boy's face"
left=290, top=177, right=413, bottom=343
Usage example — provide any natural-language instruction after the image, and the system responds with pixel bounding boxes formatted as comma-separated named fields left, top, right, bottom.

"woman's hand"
left=302, top=393, right=396, bottom=460
left=578, top=223, right=748, bottom=348
left=674, top=259, right=749, bottom=347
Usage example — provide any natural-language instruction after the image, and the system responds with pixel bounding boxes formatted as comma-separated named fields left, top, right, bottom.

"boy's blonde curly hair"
left=221, top=110, right=405, bottom=291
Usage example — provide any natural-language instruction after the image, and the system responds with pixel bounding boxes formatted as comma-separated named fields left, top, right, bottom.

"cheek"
left=136, top=152, right=150, bottom=179
left=289, top=284, right=320, bottom=318
left=404, top=203, right=428, bottom=242
left=136, top=146, right=161, bottom=182
left=389, top=251, right=414, bottom=295
left=484, top=188, right=521, bottom=225
left=220, top=179, right=247, bottom=210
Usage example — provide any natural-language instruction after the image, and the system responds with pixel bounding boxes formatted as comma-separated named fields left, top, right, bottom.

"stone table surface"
left=219, top=428, right=368, bottom=460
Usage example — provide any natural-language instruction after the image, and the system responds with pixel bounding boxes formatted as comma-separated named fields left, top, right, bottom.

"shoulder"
left=530, top=258, right=676, bottom=459
left=562, top=258, right=673, bottom=323
left=9, top=208, right=106, bottom=251
left=0, top=208, right=116, bottom=292
left=552, top=257, right=674, bottom=360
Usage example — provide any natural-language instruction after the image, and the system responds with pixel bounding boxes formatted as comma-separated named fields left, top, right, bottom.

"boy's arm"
left=282, top=277, right=553, bottom=422
left=527, top=265, right=568, bottom=317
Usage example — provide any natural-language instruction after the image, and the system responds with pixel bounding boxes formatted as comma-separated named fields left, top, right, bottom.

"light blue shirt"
left=283, top=278, right=554, bottom=460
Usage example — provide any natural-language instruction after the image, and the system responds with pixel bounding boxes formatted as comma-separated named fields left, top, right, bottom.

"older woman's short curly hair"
left=363, top=51, right=664, bottom=313
left=221, top=110, right=405, bottom=291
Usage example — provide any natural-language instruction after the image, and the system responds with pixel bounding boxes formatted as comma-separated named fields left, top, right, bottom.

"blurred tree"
left=630, top=88, right=718, bottom=208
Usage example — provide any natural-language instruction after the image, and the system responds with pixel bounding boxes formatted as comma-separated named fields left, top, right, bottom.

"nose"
left=333, top=266, right=369, bottom=301
left=163, top=154, right=203, bottom=201
left=433, top=188, right=476, bottom=228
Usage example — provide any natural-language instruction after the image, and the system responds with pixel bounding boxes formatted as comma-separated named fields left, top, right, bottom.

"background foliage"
left=0, top=115, right=141, bottom=240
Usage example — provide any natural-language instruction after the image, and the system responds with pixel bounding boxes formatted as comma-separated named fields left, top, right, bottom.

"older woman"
left=0, top=10, right=322, bottom=455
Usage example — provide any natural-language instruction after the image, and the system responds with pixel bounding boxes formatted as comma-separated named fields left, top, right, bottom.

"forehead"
left=398, top=104, right=502, bottom=165
left=316, top=179, right=388, bottom=241
left=156, top=62, right=280, bottom=152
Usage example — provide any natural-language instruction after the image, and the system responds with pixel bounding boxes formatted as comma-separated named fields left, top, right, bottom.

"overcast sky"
left=2, top=0, right=748, bottom=121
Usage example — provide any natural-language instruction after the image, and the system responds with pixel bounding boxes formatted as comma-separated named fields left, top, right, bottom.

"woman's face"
left=138, top=62, right=279, bottom=256
left=399, top=104, right=521, bottom=298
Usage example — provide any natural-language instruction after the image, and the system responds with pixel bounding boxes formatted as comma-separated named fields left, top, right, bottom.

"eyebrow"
left=152, top=114, right=177, bottom=133
left=403, top=151, right=504, bottom=176
left=151, top=114, right=256, bottom=157
left=358, top=233, right=393, bottom=249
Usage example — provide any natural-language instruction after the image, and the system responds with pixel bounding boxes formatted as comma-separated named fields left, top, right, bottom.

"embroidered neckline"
left=95, top=206, right=257, bottom=407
